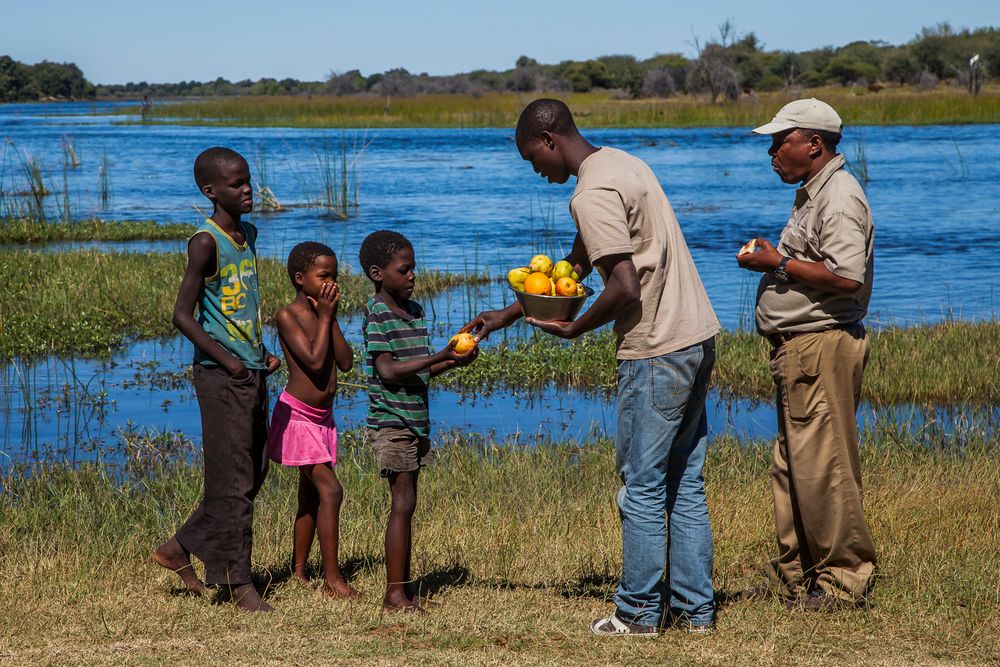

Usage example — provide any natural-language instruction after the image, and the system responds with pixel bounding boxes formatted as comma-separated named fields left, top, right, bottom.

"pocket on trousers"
left=649, top=348, right=700, bottom=421
left=785, top=336, right=827, bottom=421
left=229, top=371, right=256, bottom=386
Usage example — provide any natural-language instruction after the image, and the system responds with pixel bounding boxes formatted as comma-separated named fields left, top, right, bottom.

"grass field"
left=0, top=429, right=996, bottom=665
left=444, top=323, right=1000, bottom=405
left=2, top=250, right=998, bottom=405
left=0, top=218, right=195, bottom=244
left=135, top=86, right=1000, bottom=129
left=0, top=249, right=488, bottom=359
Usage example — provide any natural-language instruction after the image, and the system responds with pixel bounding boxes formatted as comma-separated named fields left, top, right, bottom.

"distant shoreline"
left=74, top=86, right=1000, bottom=129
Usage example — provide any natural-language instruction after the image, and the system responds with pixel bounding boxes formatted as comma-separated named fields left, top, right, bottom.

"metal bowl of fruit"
left=510, top=284, right=594, bottom=322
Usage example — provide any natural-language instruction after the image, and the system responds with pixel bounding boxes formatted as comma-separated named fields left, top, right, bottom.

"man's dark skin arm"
left=173, top=234, right=280, bottom=378
left=525, top=253, right=640, bottom=339
left=737, top=238, right=862, bottom=293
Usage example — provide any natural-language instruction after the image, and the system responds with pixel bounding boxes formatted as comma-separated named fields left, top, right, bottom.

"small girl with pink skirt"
left=268, top=242, right=360, bottom=598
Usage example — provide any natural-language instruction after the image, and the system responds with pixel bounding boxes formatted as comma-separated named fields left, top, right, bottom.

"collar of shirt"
left=794, top=153, right=846, bottom=207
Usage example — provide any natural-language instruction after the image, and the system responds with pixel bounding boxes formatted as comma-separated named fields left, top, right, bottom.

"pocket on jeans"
left=649, top=349, right=700, bottom=421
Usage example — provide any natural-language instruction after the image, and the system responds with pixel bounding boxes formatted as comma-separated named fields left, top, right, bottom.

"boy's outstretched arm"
left=275, top=282, right=337, bottom=375
left=173, top=234, right=248, bottom=378
left=373, top=343, right=473, bottom=384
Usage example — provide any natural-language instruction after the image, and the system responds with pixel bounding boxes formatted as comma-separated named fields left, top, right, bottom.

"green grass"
left=2, top=248, right=997, bottom=405
left=0, top=429, right=996, bottom=665
left=0, top=249, right=488, bottom=359
left=0, top=218, right=195, bottom=244
left=437, top=323, right=1000, bottom=406
left=132, top=86, right=1000, bottom=128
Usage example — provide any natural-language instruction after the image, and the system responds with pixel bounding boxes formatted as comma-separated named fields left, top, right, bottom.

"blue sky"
left=5, top=0, right=999, bottom=84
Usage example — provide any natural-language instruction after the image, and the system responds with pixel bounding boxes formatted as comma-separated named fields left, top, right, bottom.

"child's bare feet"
left=153, top=537, right=208, bottom=595
left=293, top=571, right=311, bottom=587
left=383, top=591, right=425, bottom=613
left=231, top=583, right=274, bottom=613
left=323, top=578, right=363, bottom=599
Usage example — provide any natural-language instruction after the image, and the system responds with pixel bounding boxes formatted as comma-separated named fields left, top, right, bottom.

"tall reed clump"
left=311, top=132, right=367, bottom=218
left=253, top=144, right=281, bottom=211
left=0, top=429, right=996, bottom=665
left=61, top=135, right=80, bottom=168
left=98, top=150, right=111, bottom=209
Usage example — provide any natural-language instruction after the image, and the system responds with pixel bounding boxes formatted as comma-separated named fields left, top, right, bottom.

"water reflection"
left=3, top=334, right=996, bottom=468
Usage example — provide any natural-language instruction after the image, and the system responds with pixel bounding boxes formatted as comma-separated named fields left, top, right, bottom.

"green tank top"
left=192, top=218, right=266, bottom=370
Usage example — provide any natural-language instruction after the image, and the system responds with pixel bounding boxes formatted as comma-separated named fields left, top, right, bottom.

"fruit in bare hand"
left=508, top=267, right=531, bottom=291
left=449, top=332, right=477, bottom=354
left=524, top=272, right=552, bottom=295
left=555, top=277, right=578, bottom=296
left=529, top=254, right=554, bottom=276
left=738, top=239, right=758, bottom=256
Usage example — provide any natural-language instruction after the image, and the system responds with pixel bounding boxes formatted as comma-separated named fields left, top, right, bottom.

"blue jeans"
left=613, top=338, right=716, bottom=627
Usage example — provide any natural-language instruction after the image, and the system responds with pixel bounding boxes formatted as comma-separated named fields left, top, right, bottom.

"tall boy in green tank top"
left=154, top=147, right=281, bottom=612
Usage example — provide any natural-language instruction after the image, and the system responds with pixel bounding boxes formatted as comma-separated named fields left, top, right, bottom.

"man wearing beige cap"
left=737, top=98, right=876, bottom=611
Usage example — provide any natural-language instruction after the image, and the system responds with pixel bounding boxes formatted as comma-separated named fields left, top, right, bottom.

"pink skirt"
left=267, top=390, right=338, bottom=466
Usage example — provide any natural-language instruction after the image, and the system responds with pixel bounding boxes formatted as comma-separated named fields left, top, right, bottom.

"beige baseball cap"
left=751, top=98, right=843, bottom=135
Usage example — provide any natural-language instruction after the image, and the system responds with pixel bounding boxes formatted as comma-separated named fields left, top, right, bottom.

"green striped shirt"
left=363, top=295, right=431, bottom=437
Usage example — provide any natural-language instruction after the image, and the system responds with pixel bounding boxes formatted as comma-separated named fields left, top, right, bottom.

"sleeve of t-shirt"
left=365, top=305, right=392, bottom=353
left=569, top=189, right=634, bottom=264
left=819, top=210, right=870, bottom=284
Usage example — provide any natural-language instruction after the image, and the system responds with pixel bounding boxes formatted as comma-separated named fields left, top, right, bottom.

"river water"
left=1, top=101, right=997, bottom=462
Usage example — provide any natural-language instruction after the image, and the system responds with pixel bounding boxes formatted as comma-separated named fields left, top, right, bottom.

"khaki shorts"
left=368, top=427, right=432, bottom=477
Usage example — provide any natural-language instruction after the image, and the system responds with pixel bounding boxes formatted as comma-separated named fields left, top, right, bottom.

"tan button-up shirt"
left=755, top=154, right=874, bottom=334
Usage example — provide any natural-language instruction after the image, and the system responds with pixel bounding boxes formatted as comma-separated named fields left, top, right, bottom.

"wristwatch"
left=773, top=256, right=791, bottom=282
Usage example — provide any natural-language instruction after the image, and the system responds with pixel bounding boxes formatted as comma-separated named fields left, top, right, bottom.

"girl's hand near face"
left=307, top=282, right=337, bottom=320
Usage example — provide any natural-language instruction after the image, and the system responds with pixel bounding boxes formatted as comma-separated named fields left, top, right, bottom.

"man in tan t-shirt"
left=737, top=98, right=876, bottom=611
left=465, top=99, right=720, bottom=636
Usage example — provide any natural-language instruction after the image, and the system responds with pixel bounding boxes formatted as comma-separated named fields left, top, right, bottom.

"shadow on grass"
left=557, top=573, right=617, bottom=601
left=249, top=555, right=382, bottom=598
left=413, top=563, right=471, bottom=598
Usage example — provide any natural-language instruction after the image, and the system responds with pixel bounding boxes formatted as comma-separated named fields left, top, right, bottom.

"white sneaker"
left=590, top=613, right=659, bottom=638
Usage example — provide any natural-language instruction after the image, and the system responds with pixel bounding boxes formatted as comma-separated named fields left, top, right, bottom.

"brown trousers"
left=175, top=364, right=269, bottom=586
left=766, top=326, right=876, bottom=601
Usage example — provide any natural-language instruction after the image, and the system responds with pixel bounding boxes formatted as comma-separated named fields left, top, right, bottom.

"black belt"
left=767, top=322, right=862, bottom=347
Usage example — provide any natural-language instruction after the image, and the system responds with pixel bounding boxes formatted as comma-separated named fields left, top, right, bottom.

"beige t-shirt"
left=755, top=154, right=874, bottom=334
left=570, top=147, right=720, bottom=360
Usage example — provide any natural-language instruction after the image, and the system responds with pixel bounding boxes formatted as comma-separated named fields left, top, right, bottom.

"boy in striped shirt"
left=360, top=230, right=477, bottom=612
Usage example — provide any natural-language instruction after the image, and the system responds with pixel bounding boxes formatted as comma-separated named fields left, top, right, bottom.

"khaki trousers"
left=766, top=326, right=876, bottom=601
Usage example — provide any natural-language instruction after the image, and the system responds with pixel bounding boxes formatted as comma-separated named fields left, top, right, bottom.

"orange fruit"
left=555, top=277, right=578, bottom=296
left=449, top=332, right=477, bottom=354
left=523, top=272, right=552, bottom=295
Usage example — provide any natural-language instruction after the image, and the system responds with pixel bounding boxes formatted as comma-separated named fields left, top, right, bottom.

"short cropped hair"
left=193, top=146, right=248, bottom=188
left=359, top=230, right=412, bottom=281
left=515, top=98, right=578, bottom=140
left=286, top=241, right=336, bottom=290
left=796, top=128, right=841, bottom=153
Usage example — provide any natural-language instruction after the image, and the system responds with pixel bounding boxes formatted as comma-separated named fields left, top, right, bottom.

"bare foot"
left=383, top=591, right=425, bottom=613
left=231, top=583, right=274, bottom=613
left=153, top=537, right=208, bottom=595
left=293, top=571, right=310, bottom=587
left=322, top=578, right=363, bottom=599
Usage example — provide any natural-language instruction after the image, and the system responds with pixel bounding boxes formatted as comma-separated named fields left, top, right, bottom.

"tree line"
left=3, top=23, right=998, bottom=104
left=0, top=57, right=93, bottom=102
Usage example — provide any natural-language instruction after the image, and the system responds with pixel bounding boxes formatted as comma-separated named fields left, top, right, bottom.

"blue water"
left=1, top=101, right=998, bottom=462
